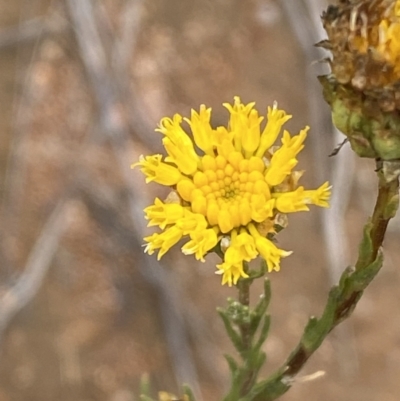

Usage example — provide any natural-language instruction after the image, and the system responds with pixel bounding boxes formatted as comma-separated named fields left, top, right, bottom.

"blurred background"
left=0, top=0, right=399, bottom=400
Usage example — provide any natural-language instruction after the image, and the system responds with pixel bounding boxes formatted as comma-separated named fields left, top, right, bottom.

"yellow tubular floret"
left=163, top=137, right=199, bottom=176
left=176, top=211, right=208, bottom=234
left=264, top=127, right=308, bottom=187
left=132, top=155, right=182, bottom=186
left=273, top=187, right=310, bottom=213
left=216, top=260, right=249, bottom=286
left=157, top=114, right=200, bottom=175
left=185, top=105, right=214, bottom=155
left=241, top=109, right=263, bottom=157
left=144, top=198, right=185, bottom=229
left=144, top=226, right=184, bottom=260
left=255, top=103, right=292, bottom=157
left=248, top=223, right=291, bottom=272
left=181, top=227, right=219, bottom=262
left=303, top=182, right=332, bottom=208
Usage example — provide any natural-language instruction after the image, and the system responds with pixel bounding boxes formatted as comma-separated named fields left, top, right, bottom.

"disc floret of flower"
left=134, top=98, right=330, bottom=286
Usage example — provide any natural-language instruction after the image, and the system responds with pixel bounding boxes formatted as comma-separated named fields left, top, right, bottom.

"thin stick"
left=0, top=200, right=68, bottom=338
left=66, top=1, right=201, bottom=396
left=0, top=16, right=66, bottom=49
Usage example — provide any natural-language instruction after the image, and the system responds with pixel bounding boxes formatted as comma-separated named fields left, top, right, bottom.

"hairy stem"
left=237, top=263, right=254, bottom=396
left=359, top=169, right=399, bottom=267
left=238, top=270, right=251, bottom=350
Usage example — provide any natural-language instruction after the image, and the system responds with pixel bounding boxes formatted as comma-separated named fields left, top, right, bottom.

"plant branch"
left=238, top=265, right=251, bottom=352
left=237, top=263, right=253, bottom=397
left=243, top=164, right=399, bottom=401
left=359, top=162, right=399, bottom=267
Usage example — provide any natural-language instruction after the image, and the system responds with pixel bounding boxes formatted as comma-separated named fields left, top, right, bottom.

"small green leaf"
left=302, top=286, right=340, bottom=350
left=140, top=396, right=155, bottom=401
left=263, top=278, right=272, bottom=308
left=252, top=351, right=267, bottom=374
left=254, top=315, right=271, bottom=352
left=249, top=311, right=262, bottom=338
left=356, top=221, right=374, bottom=270
left=338, top=266, right=353, bottom=290
left=348, top=250, right=383, bottom=292
left=218, top=308, right=243, bottom=352
left=240, top=373, right=289, bottom=401
left=223, top=367, right=246, bottom=401
left=301, top=316, right=318, bottom=345
left=182, top=384, right=196, bottom=401
left=224, top=354, right=239, bottom=374
left=140, top=373, right=152, bottom=398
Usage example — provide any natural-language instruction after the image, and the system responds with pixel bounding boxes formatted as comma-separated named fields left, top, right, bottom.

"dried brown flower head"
left=319, top=0, right=400, bottom=159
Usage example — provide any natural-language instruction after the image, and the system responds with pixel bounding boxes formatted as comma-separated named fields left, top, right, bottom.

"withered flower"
left=319, top=0, right=400, bottom=160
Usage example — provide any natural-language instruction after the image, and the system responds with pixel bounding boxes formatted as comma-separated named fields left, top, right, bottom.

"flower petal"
left=132, top=154, right=182, bottom=185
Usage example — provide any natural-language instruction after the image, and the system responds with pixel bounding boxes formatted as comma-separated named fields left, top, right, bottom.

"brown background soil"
left=0, top=1, right=399, bottom=401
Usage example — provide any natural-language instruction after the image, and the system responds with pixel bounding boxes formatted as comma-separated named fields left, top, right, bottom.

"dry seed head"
left=320, top=0, right=400, bottom=160
left=322, top=0, right=400, bottom=111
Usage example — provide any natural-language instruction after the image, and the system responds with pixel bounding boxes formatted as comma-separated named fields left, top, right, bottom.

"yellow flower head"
left=134, top=98, right=331, bottom=286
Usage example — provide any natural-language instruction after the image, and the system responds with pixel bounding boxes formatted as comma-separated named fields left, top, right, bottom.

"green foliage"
left=182, top=384, right=197, bottom=401
left=140, top=374, right=153, bottom=400
left=220, top=278, right=272, bottom=401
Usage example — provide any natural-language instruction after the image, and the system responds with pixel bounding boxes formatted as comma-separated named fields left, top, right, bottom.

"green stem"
left=246, top=166, right=399, bottom=401
left=237, top=263, right=254, bottom=396
left=238, top=267, right=251, bottom=350
left=357, top=168, right=399, bottom=268
left=332, top=169, right=399, bottom=324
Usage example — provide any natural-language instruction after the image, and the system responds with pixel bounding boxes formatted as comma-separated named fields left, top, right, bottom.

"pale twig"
left=111, top=0, right=159, bottom=149
left=66, top=1, right=201, bottom=396
left=0, top=2, right=89, bottom=338
left=280, top=0, right=358, bottom=376
left=82, top=177, right=224, bottom=384
left=112, top=0, right=145, bottom=73
left=0, top=199, right=69, bottom=338
left=66, top=0, right=155, bottom=150
left=280, top=0, right=331, bottom=180
left=302, top=0, right=357, bottom=281
left=0, top=15, right=66, bottom=50
left=0, top=5, right=66, bottom=279
left=281, top=0, right=355, bottom=297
